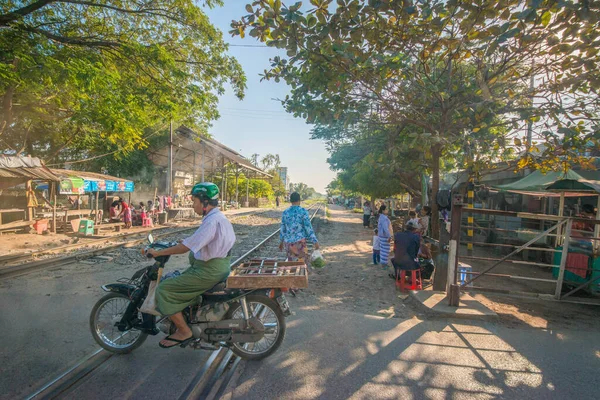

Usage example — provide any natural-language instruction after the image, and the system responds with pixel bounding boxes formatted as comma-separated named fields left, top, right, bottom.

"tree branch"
left=0, top=0, right=55, bottom=26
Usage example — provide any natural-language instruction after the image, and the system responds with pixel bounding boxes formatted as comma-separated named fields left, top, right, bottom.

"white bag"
left=140, top=280, right=161, bottom=316
left=311, top=250, right=326, bottom=268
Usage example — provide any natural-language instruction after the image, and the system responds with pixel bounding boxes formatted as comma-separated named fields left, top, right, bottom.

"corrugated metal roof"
left=0, top=160, right=60, bottom=181
left=175, top=126, right=272, bottom=177
left=50, top=168, right=133, bottom=183
left=0, top=156, right=60, bottom=189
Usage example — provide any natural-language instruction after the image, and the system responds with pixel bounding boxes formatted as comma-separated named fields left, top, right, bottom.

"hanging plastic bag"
left=311, top=250, right=326, bottom=268
left=139, top=280, right=161, bottom=316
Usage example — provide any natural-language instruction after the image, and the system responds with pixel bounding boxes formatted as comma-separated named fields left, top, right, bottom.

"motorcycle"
left=90, top=234, right=291, bottom=360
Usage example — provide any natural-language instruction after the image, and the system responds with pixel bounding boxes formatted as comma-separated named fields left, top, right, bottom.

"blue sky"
left=204, top=1, right=335, bottom=193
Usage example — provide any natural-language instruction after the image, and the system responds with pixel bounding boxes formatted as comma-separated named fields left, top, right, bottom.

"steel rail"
left=24, top=204, right=324, bottom=400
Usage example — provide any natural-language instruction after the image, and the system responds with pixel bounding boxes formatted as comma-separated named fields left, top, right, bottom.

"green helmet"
left=191, top=182, right=219, bottom=200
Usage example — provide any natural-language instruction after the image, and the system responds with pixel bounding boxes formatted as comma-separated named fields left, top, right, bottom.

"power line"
left=228, top=44, right=270, bottom=48
left=221, top=107, right=288, bottom=114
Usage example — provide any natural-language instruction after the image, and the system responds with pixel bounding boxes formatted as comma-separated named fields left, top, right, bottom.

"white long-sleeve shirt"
left=182, top=208, right=236, bottom=261
left=372, top=235, right=381, bottom=251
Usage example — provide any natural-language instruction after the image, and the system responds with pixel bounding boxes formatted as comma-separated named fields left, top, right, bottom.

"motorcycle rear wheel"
left=225, top=294, right=286, bottom=360
left=90, top=292, right=148, bottom=354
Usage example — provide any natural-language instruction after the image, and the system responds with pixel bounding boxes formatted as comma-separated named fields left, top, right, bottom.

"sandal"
left=159, top=334, right=193, bottom=349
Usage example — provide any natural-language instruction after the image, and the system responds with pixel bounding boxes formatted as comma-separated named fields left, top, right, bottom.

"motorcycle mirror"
left=148, top=234, right=154, bottom=244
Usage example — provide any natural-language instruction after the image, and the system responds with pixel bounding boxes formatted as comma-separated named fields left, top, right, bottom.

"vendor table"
left=0, top=209, right=26, bottom=225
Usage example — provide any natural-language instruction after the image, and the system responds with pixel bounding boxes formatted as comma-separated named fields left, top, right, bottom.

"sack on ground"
left=311, top=250, right=326, bottom=268
left=140, top=280, right=161, bottom=316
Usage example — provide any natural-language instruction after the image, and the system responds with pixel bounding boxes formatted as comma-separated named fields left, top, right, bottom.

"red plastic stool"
left=396, top=269, right=423, bottom=292
left=142, top=217, right=153, bottom=227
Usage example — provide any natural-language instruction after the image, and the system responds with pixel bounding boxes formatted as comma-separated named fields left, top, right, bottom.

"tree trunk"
left=431, top=144, right=441, bottom=240
left=1, top=85, right=15, bottom=135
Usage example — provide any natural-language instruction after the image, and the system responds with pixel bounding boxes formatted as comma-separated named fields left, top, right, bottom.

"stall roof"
left=148, top=125, right=271, bottom=178
left=0, top=155, right=60, bottom=189
left=50, top=168, right=133, bottom=183
left=494, top=169, right=600, bottom=196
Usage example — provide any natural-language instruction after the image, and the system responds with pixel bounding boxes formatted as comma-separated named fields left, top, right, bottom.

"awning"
left=494, top=169, right=600, bottom=196
left=51, top=168, right=135, bottom=193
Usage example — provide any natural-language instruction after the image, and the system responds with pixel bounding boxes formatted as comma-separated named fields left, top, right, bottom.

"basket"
left=227, top=259, right=308, bottom=289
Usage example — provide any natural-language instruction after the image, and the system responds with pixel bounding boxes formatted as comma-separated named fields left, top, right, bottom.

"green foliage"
left=233, top=0, right=600, bottom=238
left=290, top=182, right=317, bottom=200
left=1, top=0, right=246, bottom=171
left=229, top=174, right=274, bottom=199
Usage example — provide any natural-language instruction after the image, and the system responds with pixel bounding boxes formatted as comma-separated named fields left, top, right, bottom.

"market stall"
left=50, top=169, right=135, bottom=232
left=494, top=169, right=600, bottom=295
left=0, top=155, right=60, bottom=233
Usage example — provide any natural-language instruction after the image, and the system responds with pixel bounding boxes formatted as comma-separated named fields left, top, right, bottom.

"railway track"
left=25, top=203, right=324, bottom=400
left=0, top=209, right=274, bottom=280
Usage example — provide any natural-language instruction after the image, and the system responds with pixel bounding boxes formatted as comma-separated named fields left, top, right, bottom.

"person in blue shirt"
left=279, top=192, right=320, bottom=263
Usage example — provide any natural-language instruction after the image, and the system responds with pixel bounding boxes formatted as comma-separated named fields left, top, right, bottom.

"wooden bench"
left=0, top=220, right=33, bottom=234
left=93, top=222, right=126, bottom=235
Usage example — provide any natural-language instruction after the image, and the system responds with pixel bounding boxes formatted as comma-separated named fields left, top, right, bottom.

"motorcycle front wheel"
left=225, top=294, right=286, bottom=361
left=90, top=292, right=147, bottom=354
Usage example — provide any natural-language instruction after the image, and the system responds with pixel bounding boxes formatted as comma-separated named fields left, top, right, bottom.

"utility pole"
left=168, top=120, right=173, bottom=197
left=526, top=60, right=535, bottom=151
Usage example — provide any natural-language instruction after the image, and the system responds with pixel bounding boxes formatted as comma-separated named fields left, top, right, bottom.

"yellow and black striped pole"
left=467, top=181, right=474, bottom=256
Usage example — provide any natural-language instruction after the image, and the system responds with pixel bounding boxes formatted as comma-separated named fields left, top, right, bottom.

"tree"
left=260, top=153, right=281, bottom=170
left=291, top=182, right=316, bottom=200
left=232, top=0, right=600, bottom=237
left=1, top=0, right=246, bottom=168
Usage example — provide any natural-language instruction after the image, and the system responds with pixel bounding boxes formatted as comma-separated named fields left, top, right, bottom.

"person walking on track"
left=279, top=192, right=320, bottom=264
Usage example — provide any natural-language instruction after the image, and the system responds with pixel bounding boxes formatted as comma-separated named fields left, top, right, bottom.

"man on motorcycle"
left=146, top=182, right=235, bottom=349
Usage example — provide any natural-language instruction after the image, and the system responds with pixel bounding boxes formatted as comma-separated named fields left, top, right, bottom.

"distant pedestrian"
left=372, top=228, right=381, bottom=265
left=279, top=192, right=320, bottom=264
left=119, top=199, right=132, bottom=228
left=377, top=204, right=393, bottom=268
left=139, top=202, right=147, bottom=221
left=109, top=200, right=121, bottom=223
left=276, top=196, right=280, bottom=207
left=362, top=201, right=372, bottom=228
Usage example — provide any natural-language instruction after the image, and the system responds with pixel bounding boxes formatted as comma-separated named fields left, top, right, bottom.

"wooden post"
left=224, top=164, right=228, bottom=205
left=202, top=141, right=206, bottom=182
left=246, top=175, right=250, bottom=207
left=95, top=191, right=100, bottom=224
left=467, top=180, right=474, bottom=256
left=557, top=191, right=565, bottom=245
left=192, top=150, right=196, bottom=184
left=235, top=166, right=239, bottom=208
left=594, top=196, right=600, bottom=256
left=26, top=180, right=34, bottom=221
left=555, top=219, right=573, bottom=300
left=52, top=182, right=57, bottom=233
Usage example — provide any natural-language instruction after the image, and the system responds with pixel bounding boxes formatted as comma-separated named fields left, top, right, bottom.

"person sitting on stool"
left=389, top=221, right=420, bottom=281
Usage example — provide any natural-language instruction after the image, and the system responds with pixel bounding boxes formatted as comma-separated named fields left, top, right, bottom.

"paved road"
left=230, top=307, right=600, bottom=400
left=0, top=250, right=199, bottom=399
